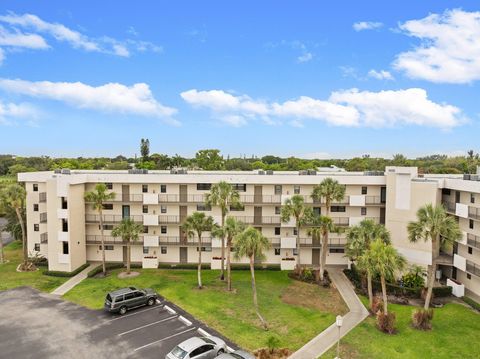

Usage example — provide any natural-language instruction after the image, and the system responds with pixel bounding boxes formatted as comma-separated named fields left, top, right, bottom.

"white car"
left=166, top=336, right=227, bottom=359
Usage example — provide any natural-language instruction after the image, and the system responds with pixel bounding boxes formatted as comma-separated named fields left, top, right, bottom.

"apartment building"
left=17, top=166, right=480, bottom=299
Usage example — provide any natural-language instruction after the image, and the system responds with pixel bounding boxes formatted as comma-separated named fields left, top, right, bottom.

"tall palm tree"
left=345, top=219, right=391, bottom=309
left=205, top=181, right=241, bottom=281
left=281, top=194, right=313, bottom=272
left=181, top=212, right=215, bottom=289
left=308, top=215, right=336, bottom=281
left=234, top=226, right=270, bottom=330
left=212, top=216, right=246, bottom=291
left=0, top=184, right=27, bottom=267
left=311, top=178, right=346, bottom=279
left=0, top=221, right=5, bottom=264
left=84, top=183, right=116, bottom=276
left=111, top=218, right=143, bottom=274
left=360, top=239, right=406, bottom=315
left=407, top=204, right=461, bottom=310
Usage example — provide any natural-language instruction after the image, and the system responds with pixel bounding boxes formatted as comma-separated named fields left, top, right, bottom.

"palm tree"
left=0, top=184, right=27, bottom=267
left=407, top=204, right=461, bottom=310
left=212, top=217, right=246, bottom=291
left=345, top=219, right=391, bottom=309
left=360, top=239, right=406, bottom=314
left=281, top=194, right=313, bottom=272
left=111, top=218, right=143, bottom=274
left=0, top=221, right=5, bottom=264
left=181, top=212, right=215, bottom=289
left=311, top=178, right=345, bottom=279
left=234, top=226, right=270, bottom=330
left=205, top=181, right=241, bottom=281
left=308, top=215, right=336, bottom=281
left=84, top=183, right=116, bottom=276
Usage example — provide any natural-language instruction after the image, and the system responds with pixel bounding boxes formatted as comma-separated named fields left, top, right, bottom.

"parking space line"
left=178, top=315, right=192, bottom=326
left=164, top=305, right=176, bottom=314
left=105, top=305, right=164, bottom=323
left=118, top=315, right=178, bottom=336
left=134, top=327, right=197, bottom=352
left=197, top=328, right=210, bottom=336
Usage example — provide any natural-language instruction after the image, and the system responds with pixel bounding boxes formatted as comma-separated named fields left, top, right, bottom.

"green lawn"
left=0, top=241, right=68, bottom=292
left=64, top=268, right=348, bottom=351
left=322, top=297, right=480, bottom=359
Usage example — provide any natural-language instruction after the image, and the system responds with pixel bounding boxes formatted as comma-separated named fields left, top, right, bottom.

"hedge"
left=157, top=263, right=281, bottom=270
left=432, top=286, right=452, bottom=297
left=462, top=296, right=480, bottom=311
left=43, top=263, right=90, bottom=277
left=87, top=262, right=124, bottom=277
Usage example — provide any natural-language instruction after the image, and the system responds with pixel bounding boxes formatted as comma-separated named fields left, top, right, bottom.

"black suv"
left=104, top=287, right=158, bottom=315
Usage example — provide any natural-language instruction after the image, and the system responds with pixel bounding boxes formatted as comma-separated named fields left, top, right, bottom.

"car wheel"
left=119, top=306, right=127, bottom=315
left=147, top=298, right=155, bottom=306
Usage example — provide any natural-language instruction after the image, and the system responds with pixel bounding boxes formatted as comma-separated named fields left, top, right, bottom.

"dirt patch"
left=281, top=280, right=348, bottom=314
left=254, top=348, right=292, bottom=359
left=117, top=271, right=140, bottom=279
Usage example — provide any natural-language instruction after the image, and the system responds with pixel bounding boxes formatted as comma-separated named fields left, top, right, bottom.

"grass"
left=0, top=241, right=69, bottom=292
left=322, top=297, right=480, bottom=359
left=64, top=268, right=348, bottom=351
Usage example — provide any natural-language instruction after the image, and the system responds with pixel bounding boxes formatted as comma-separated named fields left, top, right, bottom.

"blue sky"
left=0, top=1, right=479, bottom=158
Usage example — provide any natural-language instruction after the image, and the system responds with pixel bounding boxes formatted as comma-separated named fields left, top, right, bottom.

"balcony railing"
left=85, top=194, right=143, bottom=203
left=468, top=206, right=480, bottom=220
left=39, top=212, right=47, bottom=223
left=239, top=195, right=282, bottom=204
left=467, top=233, right=480, bottom=250
left=85, top=214, right=143, bottom=223
left=40, top=233, right=48, bottom=244
left=298, top=237, right=347, bottom=247
left=39, top=192, right=47, bottom=203
left=301, top=196, right=350, bottom=205
left=158, top=215, right=180, bottom=224
left=231, top=216, right=282, bottom=225
left=365, top=196, right=382, bottom=205
left=331, top=217, right=349, bottom=226
left=158, top=194, right=179, bottom=202
left=158, top=236, right=212, bottom=246
left=86, top=235, right=144, bottom=245
left=466, top=260, right=480, bottom=277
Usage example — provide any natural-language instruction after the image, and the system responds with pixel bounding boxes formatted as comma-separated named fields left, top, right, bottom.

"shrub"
left=371, top=296, right=384, bottom=314
left=87, top=262, right=124, bottom=277
left=343, top=265, right=363, bottom=289
left=432, top=286, right=452, bottom=297
left=462, top=296, right=480, bottom=311
left=300, top=268, right=314, bottom=282
left=412, top=308, right=434, bottom=330
left=402, top=271, right=425, bottom=288
left=266, top=336, right=280, bottom=354
left=376, top=311, right=396, bottom=334
left=43, top=263, right=90, bottom=277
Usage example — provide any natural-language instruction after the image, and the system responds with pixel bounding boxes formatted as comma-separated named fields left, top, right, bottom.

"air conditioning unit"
left=61, top=169, right=71, bottom=175
left=299, top=170, right=308, bottom=176
left=258, top=170, right=265, bottom=175
left=266, top=170, right=273, bottom=175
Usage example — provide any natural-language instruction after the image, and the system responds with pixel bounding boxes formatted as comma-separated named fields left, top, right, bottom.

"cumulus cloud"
left=394, top=9, right=480, bottom=83
left=368, top=69, right=394, bottom=80
left=0, top=78, right=179, bottom=125
left=0, top=25, right=49, bottom=49
left=181, top=88, right=464, bottom=129
left=353, top=21, right=383, bottom=31
left=0, top=100, right=38, bottom=125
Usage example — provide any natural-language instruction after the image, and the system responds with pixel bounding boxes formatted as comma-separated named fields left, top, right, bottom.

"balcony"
left=85, top=194, right=143, bottom=203
left=239, top=195, right=282, bottom=204
left=40, top=233, right=48, bottom=244
left=143, top=214, right=159, bottom=226
left=158, top=215, right=180, bottom=224
left=466, top=260, right=480, bottom=277
left=229, top=216, right=281, bottom=225
left=297, top=236, right=346, bottom=248
left=85, top=214, right=143, bottom=223
left=443, top=201, right=456, bottom=213
left=143, top=235, right=159, bottom=247
left=158, top=194, right=180, bottom=202
left=158, top=236, right=212, bottom=246
left=468, top=206, right=480, bottom=220
left=365, top=196, right=382, bottom=205
left=86, top=235, right=144, bottom=245
left=39, top=192, right=47, bottom=203
left=57, top=231, right=69, bottom=242
left=331, top=217, right=349, bottom=226
left=281, top=237, right=296, bottom=249
left=467, top=233, right=480, bottom=250
left=301, top=196, right=350, bottom=205
left=39, top=212, right=48, bottom=223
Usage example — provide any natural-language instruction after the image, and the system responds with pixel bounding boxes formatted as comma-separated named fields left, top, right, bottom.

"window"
left=191, top=345, right=213, bottom=358
left=115, top=295, right=124, bottom=303
left=331, top=206, right=346, bottom=212
left=313, top=207, right=321, bottom=216
left=143, top=226, right=148, bottom=234
left=274, top=227, right=281, bottom=235
left=293, top=248, right=298, bottom=255
left=467, top=273, right=471, bottom=280
left=99, top=245, right=113, bottom=250
left=274, top=248, right=280, bottom=255
left=274, top=185, right=282, bottom=195
left=34, top=243, right=40, bottom=251
left=471, top=193, right=475, bottom=204
left=361, top=207, right=367, bottom=216
left=442, top=188, right=451, bottom=195
left=293, top=228, right=298, bottom=235
left=161, top=246, right=167, bottom=254
left=142, top=184, right=148, bottom=193
left=161, top=226, right=167, bottom=234
left=470, top=219, right=474, bottom=229
left=143, top=247, right=149, bottom=254
left=135, top=291, right=145, bottom=298
left=361, top=186, right=367, bottom=195
left=197, top=204, right=211, bottom=211
left=61, top=197, right=68, bottom=209
left=468, top=246, right=473, bottom=255
left=62, top=219, right=68, bottom=232
left=232, top=184, right=247, bottom=192
left=103, top=203, right=113, bottom=210
left=161, top=205, right=167, bottom=213
left=101, top=224, right=113, bottom=230
left=230, top=203, right=244, bottom=211
left=62, top=241, right=69, bottom=254
left=196, top=247, right=209, bottom=252
left=294, top=185, right=300, bottom=194
left=33, top=183, right=38, bottom=192
left=330, top=248, right=345, bottom=253
left=125, top=293, right=135, bottom=300
left=142, top=205, right=148, bottom=214
left=275, top=206, right=281, bottom=215
left=160, top=184, right=167, bottom=193
left=197, top=183, right=211, bottom=191
left=34, top=224, right=39, bottom=231
left=105, top=183, right=113, bottom=190
left=33, top=204, right=39, bottom=212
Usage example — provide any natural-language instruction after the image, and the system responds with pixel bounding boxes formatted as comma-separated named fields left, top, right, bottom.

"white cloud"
left=0, top=78, right=179, bottom=125
left=266, top=40, right=314, bottom=63
left=0, top=100, right=38, bottom=125
left=181, top=88, right=463, bottom=129
left=368, top=69, right=394, bottom=80
left=0, top=25, right=49, bottom=49
left=297, top=52, right=313, bottom=63
left=394, top=9, right=480, bottom=83
left=353, top=21, right=383, bottom=31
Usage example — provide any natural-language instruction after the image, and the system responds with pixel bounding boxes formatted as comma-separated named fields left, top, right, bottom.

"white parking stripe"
left=105, top=305, right=164, bottom=323
left=134, top=327, right=197, bottom=351
left=164, top=305, right=176, bottom=314
left=178, top=316, right=192, bottom=326
left=197, top=328, right=210, bottom=337
left=118, top=315, right=178, bottom=336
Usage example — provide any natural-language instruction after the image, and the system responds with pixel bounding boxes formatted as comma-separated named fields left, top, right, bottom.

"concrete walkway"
left=51, top=263, right=99, bottom=296
left=289, top=266, right=369, bottom=359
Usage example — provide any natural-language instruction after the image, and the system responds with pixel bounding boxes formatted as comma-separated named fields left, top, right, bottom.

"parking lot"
left=0, top=287, right=238, bottom=358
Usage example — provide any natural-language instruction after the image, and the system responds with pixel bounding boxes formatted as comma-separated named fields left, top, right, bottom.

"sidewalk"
left=51, top=263, right=99, bottom=296
left=289, top=267, right=369, bottom=359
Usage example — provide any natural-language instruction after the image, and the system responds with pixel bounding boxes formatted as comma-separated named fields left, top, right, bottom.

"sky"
left=0, top=1, right=479, bottom=159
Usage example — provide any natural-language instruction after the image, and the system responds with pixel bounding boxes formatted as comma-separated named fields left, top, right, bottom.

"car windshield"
left=106, top=294, right=112, bottom=302
left=171, top=346, right=188, bottom=359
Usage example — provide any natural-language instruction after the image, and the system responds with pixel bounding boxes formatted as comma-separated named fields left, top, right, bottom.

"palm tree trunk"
left=198, top=233, right=203, bottom=289
left=295, top=222, right=301, bottom=273
left=380, top=275, right=388, bottom=314
left=227, top=238, right=232, bottom=291
left=127, top=241, right=131, bottom=274
left=367, top=270, right=374, bottom=310
left=220, top=212, right=225, bottom=280
left=99, top=208, right=106, bottom=275
left=424, top=236, right=438, bottom=310
left=320, top=231, right=328, bottom=281
left=250, top=255, right=267, bottom=330
left=15, top=207, right=27, bottom=265
left=0, top=228, right=4, bottom=264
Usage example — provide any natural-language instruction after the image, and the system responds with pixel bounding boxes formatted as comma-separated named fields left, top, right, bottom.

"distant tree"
left=113, top=155, right=128, bottom=162
left=195, top=149, right=224, bottom=170
left=7, top=164, right=36, bottom=177
left=392, top=154, right=408, bottom=166
left=140, top=138, right=150, bottom=161
left=150, top=154, right=171, bottom=169
left=467, top=150, right=474, bottom=159
left=106, top=161, right=130, bottom=170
